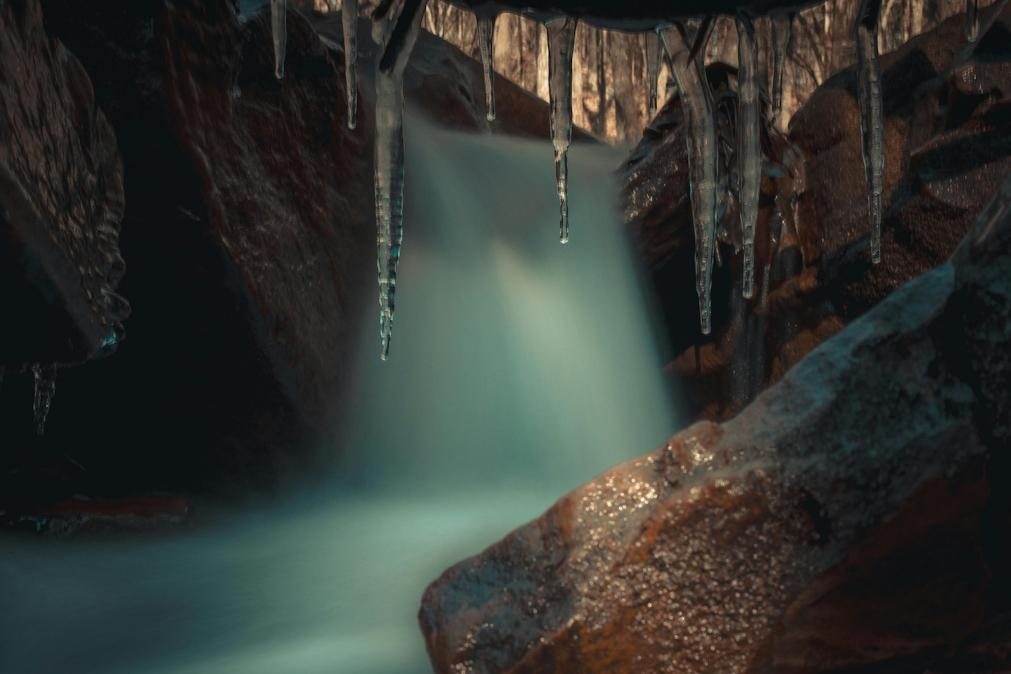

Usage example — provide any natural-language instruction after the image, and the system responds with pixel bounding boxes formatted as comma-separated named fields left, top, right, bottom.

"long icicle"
left=546, top=17, right=577, bottom=244
left=373, top=0, right=428, bottom=360
left=770, top=12, right=792, bottom=129
left=736, top=12, right=760, bottom=299
left=477, top=11, right=497, bottom=121
left=646, top=31, right=662, bottom=115
left=271, top=0, right=287, bottom=79
left=965, top=0, right=980, bottom=42
left=660, top=23, right=719, bottom=335
left=855, top=0, right=884, bottom=263
left=343, top=0, right=359, bottom=129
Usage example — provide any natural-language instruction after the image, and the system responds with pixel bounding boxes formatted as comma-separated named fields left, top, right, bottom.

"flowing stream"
left=0, top=119, right=679, bottom=674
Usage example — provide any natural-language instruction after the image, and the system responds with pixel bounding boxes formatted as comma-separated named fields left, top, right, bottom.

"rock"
left=795, top=5, right=1011, bottom=320
left=0, top=0, right=126, bottom=365
left=0, top=0, right=376, bottom=494
left=623, top=7, right=1011, bottom=421
left=419, top=175, right=1011, bottom=674
left=1, top=495, right=189, bottom=537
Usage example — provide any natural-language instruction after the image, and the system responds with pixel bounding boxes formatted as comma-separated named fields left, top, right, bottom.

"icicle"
left=32, top=363, right=56, bottom=437
left=770, top=12, right=792, bottom=128
left=343, top=0, right=359, bottom=129
left=373, top=0, right=428, bottom=360
left=477, top=12, right=497, bottom=122
left=965, top=0, right=980, bottom=42
left=271, top=0, right=287, bottom=79
left=660, top=24, right=719, bottom=335
left=761, top=206, right=786, bottom=314
left=855, top=0, right=884, bottom=263
left=646, top=31, right=662, bottom=115
left=546, top=17, right=577, bottom=244
left=736, top=13, right=760, bottom=299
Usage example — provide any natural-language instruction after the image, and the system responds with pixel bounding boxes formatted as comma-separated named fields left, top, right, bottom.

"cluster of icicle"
left=264, top=0, right=990, bottom=357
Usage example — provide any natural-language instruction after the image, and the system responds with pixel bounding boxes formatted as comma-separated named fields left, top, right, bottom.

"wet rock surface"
left=623, top=6, right=1011, bottom=421
left=0, top=0, right=126, bottom=365
left=420, top=174, right=1011, bottom=674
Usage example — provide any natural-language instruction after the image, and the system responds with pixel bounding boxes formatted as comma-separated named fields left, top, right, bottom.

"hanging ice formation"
left=373, top=0, right=428, bottom=359
left=646, top=31, right=663, bottom=115
left=855, top=0, right=884, bottom=263
left=660, top=23, right=718, bottom=334
left=736, top=13, right=760, bottom=299
left=965, top=0, right=980, bottom=42
left=546, top=17, right=577, bottom=244
left=32, top=363, right=56, bottom=437
left=770, top=12, right=792, bottom=128
left=477, top=11, right=497, bottom=121
left=760, top=205, right=786, bottom=314
left=343, top=0, right=359, bottom=129
left=271, top=0, right=287, bottom=79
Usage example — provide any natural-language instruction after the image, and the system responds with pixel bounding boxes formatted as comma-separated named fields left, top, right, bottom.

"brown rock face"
left=0, top=0, right=375, bottom=494
left=419, top=176, right=1011, bottom=673
left=623, top=6, right=1011, bottom=421
left=0, top=0, right=126, bottom=364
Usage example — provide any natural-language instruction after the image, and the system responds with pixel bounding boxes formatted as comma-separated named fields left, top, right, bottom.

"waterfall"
left=0, top=118, right=679, bottom=674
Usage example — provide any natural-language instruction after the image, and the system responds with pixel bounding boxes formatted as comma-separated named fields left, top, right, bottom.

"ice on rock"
left=660, top=24, right=719, bottom=334
left=855, top=0, right=884, bottom=263
left=271, top=0, right=287, bottom=79
left=965, top=0, right=980, bottom=42
left=646, top=31, right=663, bottom=115
left=32, top=363, right=56, bottom=437
left=546, top=17, right=577, bottom=244
left=736, top=13, right=761, bottom=299
left=343, top=0, right=359, bottom=129
left=373, top=0, right=428, bottom=360
left=770, top=12, right=792, bottom=128
left=477, top=12, right=497, bottom=122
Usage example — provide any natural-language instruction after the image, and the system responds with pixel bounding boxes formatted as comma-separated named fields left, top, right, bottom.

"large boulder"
left=419, top=174, right=1011, bottom=673
left=623, top=5, right=1011, bottom=420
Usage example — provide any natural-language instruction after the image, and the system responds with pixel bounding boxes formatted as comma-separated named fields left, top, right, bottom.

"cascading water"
left=0, top=118, right=678, bottom=674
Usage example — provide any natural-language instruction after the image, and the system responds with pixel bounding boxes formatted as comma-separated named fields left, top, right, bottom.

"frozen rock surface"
left=419, top=173, right=1011, bottom=674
